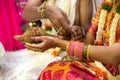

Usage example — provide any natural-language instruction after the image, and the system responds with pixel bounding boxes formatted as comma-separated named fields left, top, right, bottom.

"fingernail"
left=30, top=37, right=34, bottom=40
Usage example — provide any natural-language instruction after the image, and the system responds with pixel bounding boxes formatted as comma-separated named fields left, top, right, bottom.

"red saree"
left=38, top=61, right=107, bottom=80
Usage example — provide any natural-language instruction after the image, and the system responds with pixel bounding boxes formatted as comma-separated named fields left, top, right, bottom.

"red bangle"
left=67, top=41, right=78, bottom=56
left=74, top=43, right=85, bottom=59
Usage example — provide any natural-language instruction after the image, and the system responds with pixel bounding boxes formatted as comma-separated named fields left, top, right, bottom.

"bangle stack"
left=37, top=0, right=47, bottom=18
left=74, top=43, right=84, bottom=59
left=66, top=41, right=79, bottom=56
left=66, top=41, right=91, bottom=61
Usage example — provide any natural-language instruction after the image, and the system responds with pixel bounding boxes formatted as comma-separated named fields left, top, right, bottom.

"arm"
left=71, top=0, right=93, bottom=41
left=82, top=32, right=120, bottom=65
left=90, top=43, right=120, bottom=65
left=22, top=0, right=75, bottom=38
left=22, top=0, right=43, bottom=21
left=23, top=0, right=120, bottom=65
left=24, top=35, right=120, bottom=65
left=55, top=36, right=120, bottom=65
left=80, top=0, right=93, bottom=31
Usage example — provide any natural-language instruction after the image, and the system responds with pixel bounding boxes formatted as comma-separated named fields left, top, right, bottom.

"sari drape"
left=0, top=0, right=23, bottom=51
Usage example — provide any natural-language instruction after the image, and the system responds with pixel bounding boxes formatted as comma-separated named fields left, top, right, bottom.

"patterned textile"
left=38, top=61, right=107, bottom=80
left=38, top=0, right=120, bottom=80
left=0, top=0, right=23, bottom=51
left=89, top=0, right=120, bottom=78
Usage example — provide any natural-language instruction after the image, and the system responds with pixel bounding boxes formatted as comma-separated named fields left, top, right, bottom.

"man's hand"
left=71, top=26, right=84, bottom=41
left=46, top=6, right=75, bottom=37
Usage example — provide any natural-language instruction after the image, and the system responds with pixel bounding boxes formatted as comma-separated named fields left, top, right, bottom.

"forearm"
left=89, top=43, right=120, bottom=65
left=61, top=39, right=120, bottom=65
left=22, top=0, right=44, bottom=21
left=80, top=0, right=93, bottom=31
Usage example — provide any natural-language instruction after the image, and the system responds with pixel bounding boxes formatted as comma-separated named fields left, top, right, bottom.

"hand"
left=71, top=26, right=84, bottom=41
left=46, top=6, right=75, bottom=36
left=24, top=36, right=56, bottom=52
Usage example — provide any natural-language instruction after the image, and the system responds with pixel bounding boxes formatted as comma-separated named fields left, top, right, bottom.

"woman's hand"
left=24, top=36, right=56, bottom=52
left=46, top=6, right=75, bottom=37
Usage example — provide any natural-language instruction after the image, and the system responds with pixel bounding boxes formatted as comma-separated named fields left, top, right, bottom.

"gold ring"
left=56, top=27, right=63, bottom=34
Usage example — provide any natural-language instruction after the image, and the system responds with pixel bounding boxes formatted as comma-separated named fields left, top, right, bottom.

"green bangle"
left=82, top=44, right=89, bottom=60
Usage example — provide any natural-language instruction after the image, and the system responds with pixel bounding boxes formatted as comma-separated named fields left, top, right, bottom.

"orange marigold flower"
left=44, top=23, right=52, bottom=28
left=52, top=50, right=59, bottom=57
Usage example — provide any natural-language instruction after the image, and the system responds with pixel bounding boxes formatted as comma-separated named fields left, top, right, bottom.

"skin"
left=23, top=0, right=120, bottom=66
left=22, top=0, right=93, bottom=40
left=24, top=33, right=120, bottom=66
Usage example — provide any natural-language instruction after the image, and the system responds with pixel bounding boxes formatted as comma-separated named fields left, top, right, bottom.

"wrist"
left=37, top=1, right=47, bottom=18
left=54, top=38, right=69, bottom=50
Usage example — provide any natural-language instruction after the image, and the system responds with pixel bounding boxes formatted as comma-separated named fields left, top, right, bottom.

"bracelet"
left=66, top=41, right=78, bottom=56
left=82, top=44, right=90, bottom=61
left=74, top=43, right=84, bottom=59
left=87, top=44, right=91, bottom=60
left=42, top=1, right=46, bottom=17
left=66, top=42, right=69, bottom=53
left=66, top=41, right=91, bottom=61
left=37, top=0, right=47, bottom=18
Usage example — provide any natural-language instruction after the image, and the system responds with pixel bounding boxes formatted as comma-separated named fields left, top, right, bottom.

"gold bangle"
left=73, top=42, right=79, bottom=57
left=41, top=1, right=46, bottom=17
left=56, top=27, right=63, bottom=34
left=37, top=0, right=47, bottom=18
left=87, top=44, right=91, bottom=60
left=66, top=42, right=69, bottom=54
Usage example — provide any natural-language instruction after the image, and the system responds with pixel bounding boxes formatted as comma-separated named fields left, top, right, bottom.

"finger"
left=52, top=23, right=60, bottom=33
left=25, top=43, right=40, bottom=51
left=76, top=30, right=82, bottom=35
left=49, top=14, right=63, bottom=31
left=73, top=36, right=82, bottom=41
left=57, top=26, right=68, bottom=36
left=72, top=26, right=78, bottom=32
left=25, top=45, right=42, bottom=52
left=26, top=36, right=49, bottom=48
left=24, top=42, right=44, bottom=52
left=71, top=27, right=77, bottom=35
left=72, top=26, right=82, bottom=35
left=25, top=42, right=40, bottom=48
left=50, top=17, right=66, bottom=36
left=26, top=46, right=43, bottom=52
left=62, top=11, right=69, bottom=23
left=64, top=25, right=73, bottom=34
left=52, top=21, right=67, bottom=36
left=30, top=36, right=46, bottom=42
left=50, top=17, right=60, bottom=30
left=61, top=23, right=75, bottom=34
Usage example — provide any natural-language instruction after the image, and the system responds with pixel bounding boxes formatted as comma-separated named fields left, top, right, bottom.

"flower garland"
left=95, top=0, right=112, bottom=45
left=95, top=0, right=120, bottom=46
left=109, top=4, right=120, bottom=45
